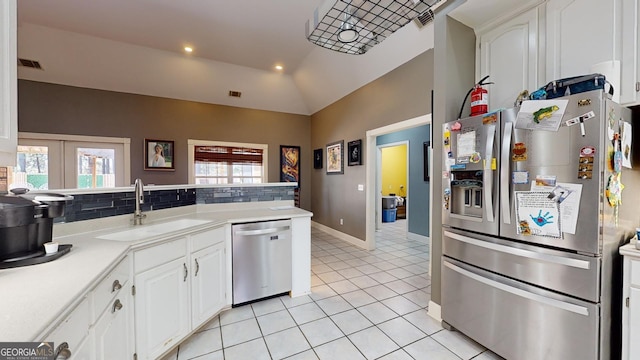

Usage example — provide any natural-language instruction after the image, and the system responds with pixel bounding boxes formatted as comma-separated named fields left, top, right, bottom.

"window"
left=8, top=133, right=130, bottom=190
left=188, top=140, right=268, bottom=184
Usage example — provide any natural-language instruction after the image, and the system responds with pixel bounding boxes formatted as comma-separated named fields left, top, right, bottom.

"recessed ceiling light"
left=275, top=65, right=283, bottom=71
left=184, top=46, right=193, bottom=53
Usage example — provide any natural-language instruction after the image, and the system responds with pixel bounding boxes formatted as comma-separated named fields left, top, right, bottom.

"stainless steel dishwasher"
left=232, top=219, right=292, bottom=305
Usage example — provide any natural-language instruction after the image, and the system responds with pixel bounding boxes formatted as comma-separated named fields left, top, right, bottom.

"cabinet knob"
left=54, top=342, right=72, bottom=360
left=112, top=299, right=123, bottom=313
left=112, top=279, right=122, bottom=292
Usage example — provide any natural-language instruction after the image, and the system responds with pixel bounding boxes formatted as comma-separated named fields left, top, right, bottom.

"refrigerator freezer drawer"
left=443, top=229, right=600, bottom=302
left=442, top=258, right=599, bottom=360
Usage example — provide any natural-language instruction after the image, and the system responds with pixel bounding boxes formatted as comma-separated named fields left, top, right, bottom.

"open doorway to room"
left=377, top=142, right=408, bottom=235
left=364, top=114, right=431, bottom=251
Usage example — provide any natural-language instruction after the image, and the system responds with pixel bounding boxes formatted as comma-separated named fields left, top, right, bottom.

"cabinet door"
left=94, top=294, right=133, bottom=360
left=546, top=0, right=620, bottom=82
left=134, top=257, right=190, bottom=360
left=630, top=287, right=640, bottom=359
left=191, top=242, right=226, bottom=326
left=620, top=0, right=639, bottom=104
left=478, top=7, right=540, bottom=111
left=0, top=0, right=17, bottom=166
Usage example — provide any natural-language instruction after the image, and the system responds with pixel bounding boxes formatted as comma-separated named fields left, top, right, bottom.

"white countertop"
left=620, top=242, right=640, bottom=258
left=0, top=201, right=311, bottom=341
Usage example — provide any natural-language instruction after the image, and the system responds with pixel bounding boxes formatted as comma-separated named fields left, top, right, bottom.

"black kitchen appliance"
left=0, top=190, right=73, bottom=269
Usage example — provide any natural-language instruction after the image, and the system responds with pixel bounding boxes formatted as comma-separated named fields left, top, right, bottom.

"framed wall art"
left=326, top=140, right=344, bottom=174
left=144, top=139, right=175, bottom=171
left=280, top=145, right=300, bottom=184
left=313, top=148, right=323, bottom=169
left=347, top=139, right=362, bottom=166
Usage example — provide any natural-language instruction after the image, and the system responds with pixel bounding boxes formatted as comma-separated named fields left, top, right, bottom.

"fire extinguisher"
left=458, top=75, right=494, bottom=119
left=470, top=84, right=488, bottom=116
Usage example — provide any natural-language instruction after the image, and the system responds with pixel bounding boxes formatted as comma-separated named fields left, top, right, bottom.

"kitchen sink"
left=97, top=219, right=211, bottom=241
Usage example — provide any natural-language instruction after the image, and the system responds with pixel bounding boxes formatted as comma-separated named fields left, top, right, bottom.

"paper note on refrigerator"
left=530, top=182, right=583, bottom=235
left=514, top=192, right=561, bottom=238
left=515, top=100, right=568, bottom=132
left=621, top=121, right=633, bottom=169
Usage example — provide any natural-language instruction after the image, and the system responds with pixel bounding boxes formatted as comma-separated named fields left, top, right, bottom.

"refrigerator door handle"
left=484, top=124, right=496, bottom=222
left=444, top=230, right=591, bottom=269
left=444, top=261, right=590, bottom=316
left=501, top=122, right=513, bottom=224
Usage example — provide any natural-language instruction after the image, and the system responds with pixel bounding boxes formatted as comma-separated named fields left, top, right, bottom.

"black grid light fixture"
left=305, top=0, right=442, bottom=55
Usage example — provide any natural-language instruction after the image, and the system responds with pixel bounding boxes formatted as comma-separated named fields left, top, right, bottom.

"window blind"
left=194, top=145, right=263, bottom=164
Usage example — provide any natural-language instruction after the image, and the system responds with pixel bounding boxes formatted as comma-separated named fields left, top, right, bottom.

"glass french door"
left=64, top=141, right=125, bottom=189
left=9, top=136, right=128, bottom=190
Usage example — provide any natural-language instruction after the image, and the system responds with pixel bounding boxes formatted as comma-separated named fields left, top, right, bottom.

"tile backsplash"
left=58, top=185, right=296, bottom=223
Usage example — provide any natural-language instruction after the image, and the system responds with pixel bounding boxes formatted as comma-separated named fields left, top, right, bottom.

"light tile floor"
left=161, top=220, right=503, bottom=360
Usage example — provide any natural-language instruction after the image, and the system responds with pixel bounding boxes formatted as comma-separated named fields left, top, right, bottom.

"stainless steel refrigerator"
left=441, top=89, right=634, bottom=360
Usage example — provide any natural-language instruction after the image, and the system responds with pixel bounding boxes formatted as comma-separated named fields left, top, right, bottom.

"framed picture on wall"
left=347, top=139, right=362, bottom=166
left=144, top=139, right=175, bottom=171
left=326, top=140, right=344, bottom=174
left=313, top=148, right=323, bottom=169
left=280, top=145, right=300, bottom=184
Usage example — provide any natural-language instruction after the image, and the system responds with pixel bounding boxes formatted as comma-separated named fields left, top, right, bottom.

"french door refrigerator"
left=441, top=89, right=634, bottom=360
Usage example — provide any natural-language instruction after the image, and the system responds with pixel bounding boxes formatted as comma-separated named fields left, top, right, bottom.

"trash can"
left=382, top=209, right=397, bottom=223
left=382, top=196, right=396, bottom=209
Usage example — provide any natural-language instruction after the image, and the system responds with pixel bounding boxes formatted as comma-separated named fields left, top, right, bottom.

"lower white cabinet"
left=191, top=241, right=226, bottom=326
left=93, top=294, right=132, bottom=360
left=622, top=252, right=640, bottom=360
left=133, top=226, right=228, bottom=360
left=47, top=256, right=132, bottom=360
left=134, top=254, right=191, bottom=360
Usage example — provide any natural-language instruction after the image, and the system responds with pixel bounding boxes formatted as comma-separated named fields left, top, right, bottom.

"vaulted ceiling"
left=16, top=0, right=437, bottom=115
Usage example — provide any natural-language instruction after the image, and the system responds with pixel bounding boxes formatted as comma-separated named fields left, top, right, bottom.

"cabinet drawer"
left=630, top=258, right=640, bottom=287
left=191, top=226, right=226, bottom=252
left=47, top=297, right=90, bottom=354
left=134, top=237, right=187, bottom=274
left=91, top=256, right=131, bottom=322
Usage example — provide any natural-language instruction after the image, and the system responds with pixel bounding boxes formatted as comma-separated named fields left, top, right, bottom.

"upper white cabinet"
left=477, top=6, right=541, bottom=111
left=621, top=0, right=640, bottom=104
left=546, top=0, right=622, bottom=83
left=0, top=0, right=17, bottom=166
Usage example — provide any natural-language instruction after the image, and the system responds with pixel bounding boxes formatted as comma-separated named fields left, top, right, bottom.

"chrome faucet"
left=133, top=178, right=146, bottom=225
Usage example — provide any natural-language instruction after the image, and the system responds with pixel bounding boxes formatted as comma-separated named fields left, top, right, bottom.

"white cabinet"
left=0, top=0, right=17, bottom=166
left=191, top=241, right=226, bottom=326
left=621, top=0, right=640, bottom=104
left=47, top=256, right=133, bottom=360
left=133, top=226, right=228, bottom=360
left=546, top=0, right=621, bottom=82
left=47, top=298, right=92, bottom=360
left=93, top=295, right=132, bottom=360
left=90, top=256, right=133, bottom=360
left=622, top=252, right=640, bottom=360
left=477, top=6, right=541, bottom=111
left=134, top=239, right=190, bottom=360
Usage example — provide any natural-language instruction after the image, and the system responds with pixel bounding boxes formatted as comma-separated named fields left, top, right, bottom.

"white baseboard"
left=311, top=221, right=368, bottom=250
left=428, top=301, right=442, bottom=322
left=407, top=232, right=430, bottom=244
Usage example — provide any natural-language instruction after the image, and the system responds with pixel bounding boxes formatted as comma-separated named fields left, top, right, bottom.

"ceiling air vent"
left=228, top=90, right=242, bottom=98
left=17, top=58, right=43, bottom=70
left=414, top=8, right=435, bottom=28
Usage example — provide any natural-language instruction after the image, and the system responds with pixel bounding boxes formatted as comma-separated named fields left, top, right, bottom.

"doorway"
left=365, top=114, right=432, bottom=251
left=377, top=141, right=409, bottom=235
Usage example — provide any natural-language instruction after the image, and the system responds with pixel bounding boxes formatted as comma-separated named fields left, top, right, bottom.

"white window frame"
left=18, top=132, right=131, bottom=189
left=188, top=139, right=268, bottom=184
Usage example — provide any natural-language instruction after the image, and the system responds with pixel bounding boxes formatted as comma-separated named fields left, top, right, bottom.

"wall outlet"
left=340, top=218, right=344, bottom=225
left=357, top=184, right=364, bottom=191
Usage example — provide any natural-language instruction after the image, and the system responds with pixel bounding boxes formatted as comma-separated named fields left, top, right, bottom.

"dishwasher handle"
left=234, top=226, right=290, bottom=236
